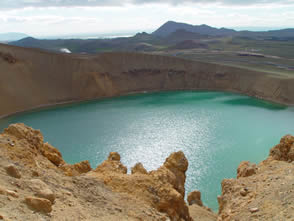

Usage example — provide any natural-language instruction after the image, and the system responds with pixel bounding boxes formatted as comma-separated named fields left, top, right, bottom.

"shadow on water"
left=222, top=97, right=287, bottom=111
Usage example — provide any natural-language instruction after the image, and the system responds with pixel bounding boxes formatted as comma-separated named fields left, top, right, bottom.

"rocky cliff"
left=1, top=124, right=294, bottom=220
left=0, top=43, right=294, bottom=118
left=0, top=123, right=217, bottom=220
left=217, top=135, right=294, bottom=220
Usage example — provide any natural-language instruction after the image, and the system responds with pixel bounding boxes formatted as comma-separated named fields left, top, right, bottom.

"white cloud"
left=0, top=2, right=293, bottom=36
left=1, top=0, right=294, bottom=10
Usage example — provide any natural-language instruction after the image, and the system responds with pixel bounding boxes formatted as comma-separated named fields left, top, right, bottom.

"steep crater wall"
left=0, top=43, right=294, bottom=118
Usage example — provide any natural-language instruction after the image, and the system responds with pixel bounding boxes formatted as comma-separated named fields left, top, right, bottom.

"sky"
left=0, top=0, right=294, bottom=37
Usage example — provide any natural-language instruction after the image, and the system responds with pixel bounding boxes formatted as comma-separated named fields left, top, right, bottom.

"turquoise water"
left=1, top=91, right=294, bottom=211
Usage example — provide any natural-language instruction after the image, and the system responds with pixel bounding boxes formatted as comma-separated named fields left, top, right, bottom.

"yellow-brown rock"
left=237, top=161, right=257, bottom=178
left=161, top=151, right=188, bottom=197
left=60, top=160, right=92, bottom=176
left=108, top=152, right=121, bottom=161
left=25, top=196, right=52, bottom=213
left=3, top=123, right=294, bottom=220
left=269, top=134, right=294, bottom=162
left=187, top=190, right=203, bottom=206
left=0, top=186, right=19, bottom=198
left=131, top=163, right=148, bottom=175
left=89, top=151, right=191, bottom=220
left=0, top=124, right=170, bottom=220
left=42, top=142, right=65, bottom=166
left=29, top=179, right=55, bottom=203
left=5, top=164, right=21, bottom=179
left=94, top=152, right=127, bottom=174
left=4, top=123, right=43, bottom=150
left=218, top=137, right=294, bottom=221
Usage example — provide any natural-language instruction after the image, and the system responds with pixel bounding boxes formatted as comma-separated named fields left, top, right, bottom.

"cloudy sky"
left=0, top=0, right=294, bottom=37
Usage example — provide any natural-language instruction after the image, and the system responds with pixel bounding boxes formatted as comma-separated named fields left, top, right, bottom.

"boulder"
left=29, top=179, right=55, bottom=203
left=25, top=196, right=52, bottom=213
left=5, top=164, right=21, bottom=179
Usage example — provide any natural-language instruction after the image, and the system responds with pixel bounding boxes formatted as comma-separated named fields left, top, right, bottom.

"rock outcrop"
left=1, top=123, right=218, bottom=220
left=237, top=161, right=257, bottom=178
left=218, top=135, right=294, bottom=220
left=25, top=196, right=53, bottom=213
left=131, top=163, right=148, bottom=174
left=269, top=135, right=294, bottom=162
left=90, top=151, right=192, bottom=220
left=2, top=123, right=91, bottom=176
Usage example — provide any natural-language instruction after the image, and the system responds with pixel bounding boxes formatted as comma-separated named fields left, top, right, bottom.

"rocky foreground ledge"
left=0, top=124, right=293, bottom=220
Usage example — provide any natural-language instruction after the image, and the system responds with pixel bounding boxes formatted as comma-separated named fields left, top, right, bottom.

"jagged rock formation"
left=90, top=151, right=191, bottom=220
left=0, top=123, right=218, bottom=220
left=1, top=125, right=294, bottom=220
left=269, top=134, right=294, bottom=162
left=218, top=135, right=294, bottom=220
left=1, top=43, right=294, bottom=119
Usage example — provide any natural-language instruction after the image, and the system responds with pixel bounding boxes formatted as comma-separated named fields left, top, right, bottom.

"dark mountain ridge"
left=9, top=21, right=294, bottom=55
left=153, top=21, right=236, bottom=37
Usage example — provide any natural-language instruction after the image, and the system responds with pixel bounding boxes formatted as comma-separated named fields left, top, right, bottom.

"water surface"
left=1, top=91, right=294, bottom=211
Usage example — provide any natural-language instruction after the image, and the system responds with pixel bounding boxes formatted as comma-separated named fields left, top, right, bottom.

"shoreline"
left=0, top=88, right=290, bottom=120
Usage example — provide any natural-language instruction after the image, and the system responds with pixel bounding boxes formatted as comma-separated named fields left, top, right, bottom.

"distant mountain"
left=0, top=32, right=29, bottom=42
left=9, top=22, right=294, bottom=55
left=9, top=34, right=160, bottom=54
left=153, top=21, right=236, bottom=37
left=237, top=29, right=294, bottom=40
left=153, top=21, right=294, bottom=40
